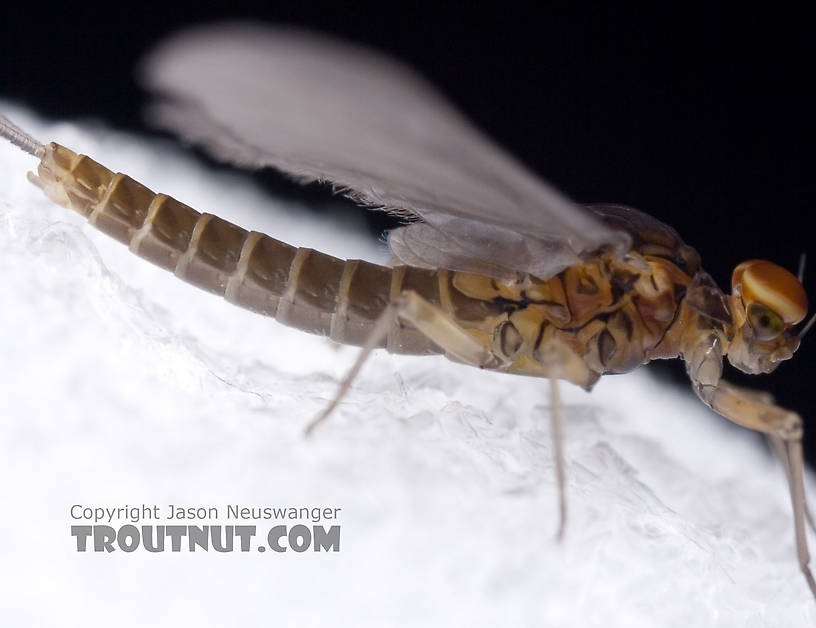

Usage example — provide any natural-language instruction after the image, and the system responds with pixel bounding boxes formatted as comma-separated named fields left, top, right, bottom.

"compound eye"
left=732, top=259, right=808, bottom=325
left=746, top=302, right=785, bottom=341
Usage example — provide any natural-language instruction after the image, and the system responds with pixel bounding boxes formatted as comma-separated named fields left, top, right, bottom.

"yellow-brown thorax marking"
left=449, top=252, right=695, bottom=388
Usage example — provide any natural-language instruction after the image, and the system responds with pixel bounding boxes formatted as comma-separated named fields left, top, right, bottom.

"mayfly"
left=2, top=23, right=815, bottom=597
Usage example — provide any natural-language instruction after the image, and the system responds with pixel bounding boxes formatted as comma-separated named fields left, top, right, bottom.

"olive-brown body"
left=34, top=142, right=725, bottom=391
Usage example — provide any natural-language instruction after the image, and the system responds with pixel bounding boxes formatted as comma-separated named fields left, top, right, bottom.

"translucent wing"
left=141, top=22, right=630, bottom=280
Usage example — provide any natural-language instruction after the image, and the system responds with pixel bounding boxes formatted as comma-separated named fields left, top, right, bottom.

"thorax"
left=449, top=250, right=696, bottom=385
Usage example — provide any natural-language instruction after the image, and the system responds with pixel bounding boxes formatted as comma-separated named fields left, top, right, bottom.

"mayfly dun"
left=2, top=23, right=815, bottom=598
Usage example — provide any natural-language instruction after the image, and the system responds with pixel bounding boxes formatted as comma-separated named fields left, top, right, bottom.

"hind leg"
left=305, top=290, right=496, bottom=435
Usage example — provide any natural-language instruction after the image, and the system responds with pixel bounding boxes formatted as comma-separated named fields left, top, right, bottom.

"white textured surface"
left=0, top=104, right=814, bottom=626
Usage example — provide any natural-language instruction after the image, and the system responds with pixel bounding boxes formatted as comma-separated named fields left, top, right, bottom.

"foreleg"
left=691, top=369, right=816, bottom=598
left=767, top=433, right=816, bottom=534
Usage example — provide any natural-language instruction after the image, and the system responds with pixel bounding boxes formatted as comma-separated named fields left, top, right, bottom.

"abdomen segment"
left=31, top=142, right=447, bottom=355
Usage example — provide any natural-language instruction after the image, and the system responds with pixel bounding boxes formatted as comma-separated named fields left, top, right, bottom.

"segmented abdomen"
left=34, top=142, right=492, bottom=355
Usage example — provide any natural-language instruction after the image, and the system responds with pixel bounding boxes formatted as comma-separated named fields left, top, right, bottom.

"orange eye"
left=731, top=259, right=808, bottom=325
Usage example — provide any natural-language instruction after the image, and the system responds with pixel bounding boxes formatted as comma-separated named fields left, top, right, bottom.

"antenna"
left=799, top=312, right=816, bottom=341
left=798, top=253, right=807, bottom=284
left=0, top=115, right=45, bottom=159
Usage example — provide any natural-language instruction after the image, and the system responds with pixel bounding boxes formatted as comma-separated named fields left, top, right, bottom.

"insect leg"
left=785, top=434, right=816, bottom=598
left=702, top=381, right=814, bottom=518
left=304, top=300, right=401, bottom=436
left=705, top=381, right=816, bottom=533
left=693, top=379, right=816, bottom=598
left=767, top=433, right=816, bottom=534
left=550, top=377, right=567, bottom=541
left=394, top=290, right=496, bottom=366
left=305, top=290, right=495, bottom=435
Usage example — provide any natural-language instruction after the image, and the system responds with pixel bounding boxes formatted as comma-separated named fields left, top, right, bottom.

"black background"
left=2, top=4, right=814, bottom=458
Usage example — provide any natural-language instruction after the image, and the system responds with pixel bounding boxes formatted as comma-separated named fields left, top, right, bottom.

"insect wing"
left=142, top=23, right=630, bottom=279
